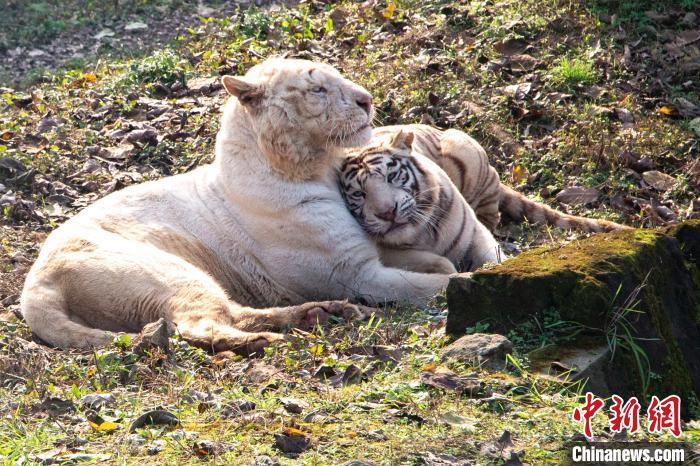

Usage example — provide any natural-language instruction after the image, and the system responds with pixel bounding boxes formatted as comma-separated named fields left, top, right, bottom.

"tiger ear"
left=388, top=130, right=414, bottom=151
left=222, top=75, right=264, bottom=106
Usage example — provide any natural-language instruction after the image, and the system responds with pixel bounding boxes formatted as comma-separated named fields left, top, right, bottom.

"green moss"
left=478, top=229, right=660, bottom=279
left=448, top=223, right=700, bottom=409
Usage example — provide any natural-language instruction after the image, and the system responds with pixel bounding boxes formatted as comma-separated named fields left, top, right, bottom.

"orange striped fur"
left=371, top=124, right=627, bottom=233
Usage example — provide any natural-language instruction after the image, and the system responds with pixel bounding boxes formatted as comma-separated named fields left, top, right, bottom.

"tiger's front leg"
left=379, top=247, right=457, bottom=275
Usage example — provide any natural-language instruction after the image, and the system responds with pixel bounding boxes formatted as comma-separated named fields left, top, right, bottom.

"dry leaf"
left=511, top=165, right=529, bottom=185
left=439, top=412, right=477, bottom=431
left=555, top=186, right=599, bottom=205
left=508, top=54, right=540, bottom=71
left=87, top=412, right=119, bottom=433
left=382, top=0, right=396, bottom=19
left=659, top=105, right=679, bottom=117
left=642, top=171, right=676, bottom=191
left=494, top=38, right=529, bottom=56
left=129, top=409, right=179, bottom=432
left=89, top=419, right=119, bottom=432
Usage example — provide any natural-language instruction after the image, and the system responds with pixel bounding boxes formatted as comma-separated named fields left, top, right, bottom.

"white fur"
left=21, top=58, right=449, bottom=350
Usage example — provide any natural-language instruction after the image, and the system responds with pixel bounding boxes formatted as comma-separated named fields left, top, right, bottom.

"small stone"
left=614, top=107, right=634, bottom=124
left=480, top=430, right=514, bottom=459
left=1, top=294, right=17, bottom=306
left=366, top=429, right=387, bottom=440
left=302, top=410, right=326, bottom=422
left=187, top=76, right=223, bottom=95
left=441, top=333, right=513, bottom=370
left=420, top=367, right=486, bottom=397
left=94, top=29, right=115, bottom=40
left=197, top=4, right=216, bottom=16
left=37, top=117, right=62, bottom=134
left=682, top=12, right=697, bottom=25
left=107, top=128, right=129, bottom=140
left=689, top=117, right=700, bottom=137
left=420, top=451, right=471, bottom=466
left=439, top=412, right=477, bottom=431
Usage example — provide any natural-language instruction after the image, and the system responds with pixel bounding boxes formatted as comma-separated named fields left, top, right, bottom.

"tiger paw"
left=302, top=301, right=375, bottom=328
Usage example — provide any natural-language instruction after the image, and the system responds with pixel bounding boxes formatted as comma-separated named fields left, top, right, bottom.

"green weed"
left=551, top=58, right=597, bottom=86
left=113, top=49, right=188, bottom=93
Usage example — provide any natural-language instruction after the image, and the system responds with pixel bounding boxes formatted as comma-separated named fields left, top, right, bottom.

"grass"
left=1, top=0, right=699, bottom=463
left=0, top=0, right=192, bottom=51
left=591, top=0, right=698, bottom=28
left=550, top=58, right=597, bottom=86
left=113, top=48, right=189, bottom=93
left=604, top=279, right=653, bottom=396
left=0, top=306, right=629, bottom=465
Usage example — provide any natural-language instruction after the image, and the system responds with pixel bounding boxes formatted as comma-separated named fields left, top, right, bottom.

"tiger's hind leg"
left=175, top=316, right=286, bottom=356
left=168, top=282, right=375, bottom=354
left=231, top=301, right=376, bottom=333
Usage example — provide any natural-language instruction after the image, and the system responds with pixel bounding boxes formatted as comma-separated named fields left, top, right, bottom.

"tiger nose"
left=355, top=92, right=372, bottom=115
left=376, top=204, right=397, bottom=222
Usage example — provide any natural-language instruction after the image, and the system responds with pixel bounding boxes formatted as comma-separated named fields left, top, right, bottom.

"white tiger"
left=20, top=59, right=450, bottom=354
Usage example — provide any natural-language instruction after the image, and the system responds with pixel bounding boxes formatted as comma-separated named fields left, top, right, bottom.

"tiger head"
left=220, top=58, right=374, bottom=180
left=340, top=130, right=441, bottom=243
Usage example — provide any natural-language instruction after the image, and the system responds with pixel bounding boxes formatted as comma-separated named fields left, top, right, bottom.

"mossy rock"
left=446, top=221, right=700, bottom=412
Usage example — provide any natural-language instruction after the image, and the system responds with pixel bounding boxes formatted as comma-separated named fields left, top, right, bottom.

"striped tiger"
left=340, top=130, right=503, bottom=274
left=371, top=124, right=627, bottom=233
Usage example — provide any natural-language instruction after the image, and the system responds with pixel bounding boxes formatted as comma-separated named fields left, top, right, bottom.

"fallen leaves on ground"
left=555, top=187, right=600, bottom=206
